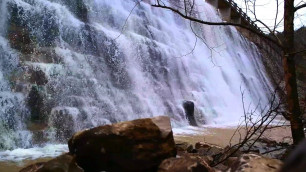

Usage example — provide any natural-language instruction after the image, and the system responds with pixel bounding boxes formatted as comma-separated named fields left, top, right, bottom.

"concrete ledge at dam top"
left=206, top=0, right=263, bottom=33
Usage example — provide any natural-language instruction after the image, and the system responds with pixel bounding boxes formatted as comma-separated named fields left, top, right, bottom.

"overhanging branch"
left=295, top=3, right=306, bottom=12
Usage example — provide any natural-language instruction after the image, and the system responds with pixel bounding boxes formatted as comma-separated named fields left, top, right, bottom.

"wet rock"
left=7, top=0, right=60, bottom=54
left=198, top=147, right=223, bottom=158
left=175, top=141, right=192, bottom=152
left=195, top=142, right=221, bottom=150
left=186, top=144, right=195, bottom=153
left=158, top=155, right=214, bottom=172
left=63, top=0, right=88, bottom=22
left=175, top=141, right=197, bottom=155
left=27, top=86, right=46, bottom=121
left=68, top=116, right=176, bottom=172
left=20, top=162, right=45, bottom=172
left=7, top=2, right=34, bottom=54
left=257, top=138, right=278, bottom=147
left=36, top=153, right=84, bottom=172
left=27, top=122, right=48, bottom=146
left=222, top=146, right=243, bottom=158
left=8, top=26, right=34, bottom=54
left=188, top=148, right=198, bottom=153
left=187, top=154, right=214, bottom=166
left=29, top=69, right=48, bottom=86
left=239, top=138, right=289, bottom=159
left=214, top=163, right=229, bottom=171
left=223, top=157, right=238, bottom=167
left=195, top=142, right=223, bottom=157
left=31, top=130, right=48, bottom=146
left=20, top=154, right=83, bottom=172
left=49, top=107, right=80, bottom=142
left=200, top=156, right=214, bottom=165
left=19, top=154, right=83, bottom=172
left=183, top=101, right=197, bottom=126
left=228, top=154, right=283, bottom=172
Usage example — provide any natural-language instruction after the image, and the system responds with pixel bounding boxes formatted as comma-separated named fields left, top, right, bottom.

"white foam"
left=173, top=126, right=209, bottom=136
left=0, top=144, right=68, bottom=162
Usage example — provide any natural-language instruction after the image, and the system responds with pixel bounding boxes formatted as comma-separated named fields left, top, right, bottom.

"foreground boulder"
left=228, top=154, right=283, bottom=172
left=158, top=155, right=214, bottom=172
left=68, top=116, right=176, bottom=172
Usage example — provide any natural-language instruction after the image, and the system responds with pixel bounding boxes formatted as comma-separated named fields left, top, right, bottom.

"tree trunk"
left=283, top=0, right=305, bottom=145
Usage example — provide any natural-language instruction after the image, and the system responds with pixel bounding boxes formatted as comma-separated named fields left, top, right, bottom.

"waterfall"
left=0, top=0, right=273, bottom=151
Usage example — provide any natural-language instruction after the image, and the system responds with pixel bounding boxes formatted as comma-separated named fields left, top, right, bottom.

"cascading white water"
left=0, top=0, right=274, bottom=156
left=0, top=0, right=32, bottom=150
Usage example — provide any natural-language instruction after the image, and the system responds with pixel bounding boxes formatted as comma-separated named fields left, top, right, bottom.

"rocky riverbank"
left=1, top=116, right=303, bottom=172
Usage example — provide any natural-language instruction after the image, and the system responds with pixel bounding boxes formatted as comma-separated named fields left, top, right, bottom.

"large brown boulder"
left=158, top=155, right=214, bottom=172
left=68, top=116, right=176, bottom=172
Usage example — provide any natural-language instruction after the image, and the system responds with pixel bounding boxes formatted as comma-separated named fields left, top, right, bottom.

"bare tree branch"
left=210, top=85, right=286, bottom=167
left=245, top=0, right=283, bottom=47
left=151, top=2, right=283, bottom=48
left=114, top=0, right=143, bottom=40
left=295, top=3, right=306, bottom=12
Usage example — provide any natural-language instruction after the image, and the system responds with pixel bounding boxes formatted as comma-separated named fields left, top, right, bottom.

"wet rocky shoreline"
left=12, top=116, right=304, bottom=172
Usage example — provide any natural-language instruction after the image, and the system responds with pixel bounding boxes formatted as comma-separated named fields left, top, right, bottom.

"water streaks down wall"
left=0, top=0, right=274, bottom=150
